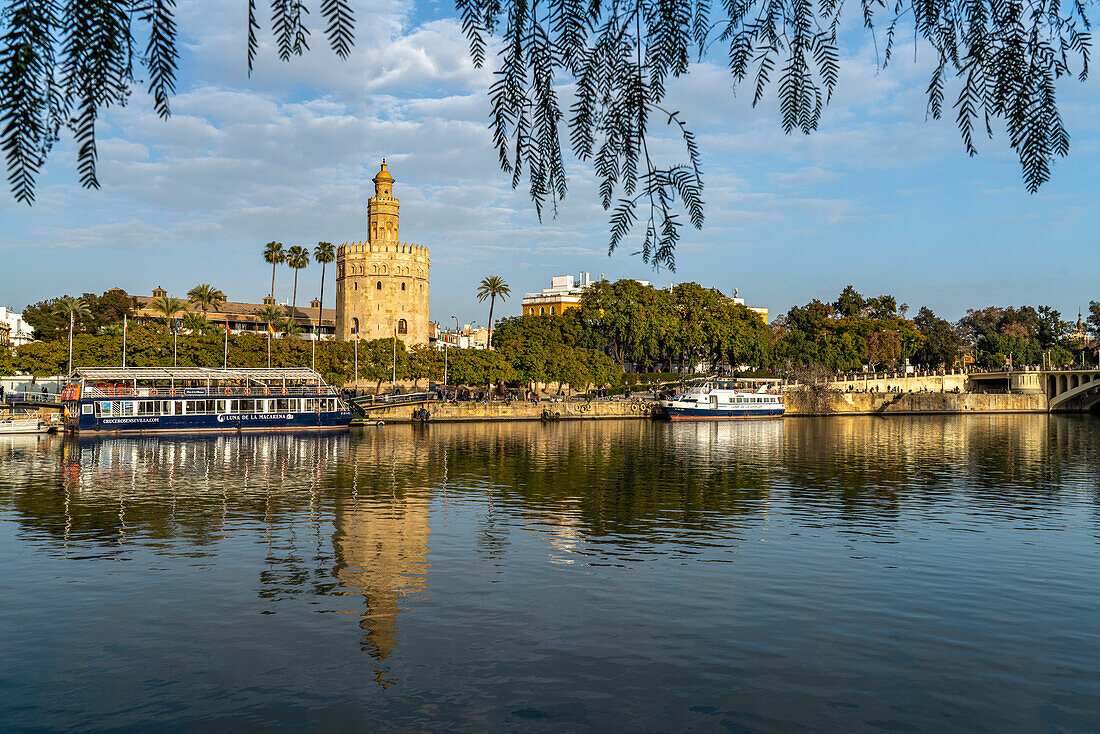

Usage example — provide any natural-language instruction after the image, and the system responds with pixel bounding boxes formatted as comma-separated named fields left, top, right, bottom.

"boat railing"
left=80, top=385, right=340, bottom=399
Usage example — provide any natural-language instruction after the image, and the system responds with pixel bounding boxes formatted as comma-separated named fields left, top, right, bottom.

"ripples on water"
left=2, top=416, right=1099, bottom=732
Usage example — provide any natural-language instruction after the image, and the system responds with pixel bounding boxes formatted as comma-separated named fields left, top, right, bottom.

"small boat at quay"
left=60, top=367, right=352, bottom=434
left=0, top=413, right=59, bottom=434
left=658, top=380, right=785, bottom=421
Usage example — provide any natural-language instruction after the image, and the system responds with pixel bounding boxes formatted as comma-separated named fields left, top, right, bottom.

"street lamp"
left=443, top=315, right=456, bottom=396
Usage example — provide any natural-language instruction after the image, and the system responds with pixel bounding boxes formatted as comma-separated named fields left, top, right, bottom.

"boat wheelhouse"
left=61, top=368, right=351, bottom=433
left=658, top=380, right=785, bottom=421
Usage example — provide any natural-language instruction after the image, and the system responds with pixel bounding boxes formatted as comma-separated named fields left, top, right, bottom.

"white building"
left=438, top=325, right=490, bottom=350
left=0, top=307, right=35, bottom=346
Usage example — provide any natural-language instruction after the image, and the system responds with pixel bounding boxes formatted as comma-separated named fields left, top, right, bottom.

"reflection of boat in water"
left=59, top=367, right=352, bottom=434
left=659, top=380, right=785, bottom=421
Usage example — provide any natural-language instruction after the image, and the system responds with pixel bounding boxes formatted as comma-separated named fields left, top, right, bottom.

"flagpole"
left=67, top=312, right=74, bottom=375
left=122, top=315, right=127, bottom=368
left=392, top=325, right=397, bottom=395
left=173, top=320, right=178, bottom=367
left=268, top=328, right=272, bottom=368
left=354, top=334, right=359, bottom=393
left=223, top=321, right=229, bottom=368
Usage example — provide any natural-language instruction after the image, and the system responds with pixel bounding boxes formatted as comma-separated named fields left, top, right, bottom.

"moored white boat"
left=0, top=415, right=54, bottom=434
left=658, top=380, right=784, bottom=421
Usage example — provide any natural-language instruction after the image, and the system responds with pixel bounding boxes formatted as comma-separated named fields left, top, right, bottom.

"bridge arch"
left=1048, top=373, right=1100, bottom=411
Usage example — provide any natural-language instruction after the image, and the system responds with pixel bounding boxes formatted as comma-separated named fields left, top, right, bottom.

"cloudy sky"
left=1, top=0, right=1097, bottom=324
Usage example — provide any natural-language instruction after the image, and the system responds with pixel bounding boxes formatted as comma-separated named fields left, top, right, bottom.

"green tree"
left=833, top=286, right=867, bottom=319
left=186, top=283, right=226, bottom=314
left=912, top=307, right=962, bottom=367
left=52, top=296, right=92, bottom=372
left=256, top=305, right=283, bottom=334
left=312, top=241, right=335, bottom=338
left=264, top=241, right=285, bottom=299
left=277, top=315, right=302, bottom=339
left=286, top=245, right=310, bottom=311
left=23, top=297, right=78, bottom=341
left=149, top=295, right=188, bottom=334
left=181, top=312, right=213, bottom=335
left=476, top=275, right=511, bottom=349
left=83, top=288, right=133, bottom=329
left=52, top=296, right=91, bottom=330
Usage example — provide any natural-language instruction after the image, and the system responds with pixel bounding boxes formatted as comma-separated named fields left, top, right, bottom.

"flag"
left=268, top=322, right=275, bottom=336
left=225, top=321, right=231, bottom=334
left=70, top=312, right=75, bottom=327
left=123, top=315, right=127, bottom=333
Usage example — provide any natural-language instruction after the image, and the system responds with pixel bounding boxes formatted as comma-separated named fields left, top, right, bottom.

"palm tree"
left=53, top=297, right=92, bottom=374
left=476, top=275, right=511, bottom=349
left=277, top=314, right=302, bottom=338
left=186, top=283, right=225, bottom=314
left=53, top=296, right=92, bottom=329
left=150, top=295, right=188, bottom=334
left=264, top=241, right=285, bottom=299
left=181, top=312, right=212, bottom=335
left=257, top=305, right=283, bottom=333
left=286, top=245, right=310, bottom=311
left=313, top=241, right=335, bottom=338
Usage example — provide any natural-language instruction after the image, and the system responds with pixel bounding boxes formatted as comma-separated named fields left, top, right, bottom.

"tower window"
left=376, top=281, right=382, bottom=290
left=401, top=282, right=406, bottom=291
left=397, top=319, right=408, bottom=335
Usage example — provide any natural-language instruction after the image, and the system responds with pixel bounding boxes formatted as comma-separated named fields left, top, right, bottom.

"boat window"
left=276, top=399, right=289, bottom=412
left=82, top=404, right=93, bottom=415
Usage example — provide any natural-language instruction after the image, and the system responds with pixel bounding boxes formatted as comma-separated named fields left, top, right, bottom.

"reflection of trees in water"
left=779, top=415, right=1089, bottom=523
left=4, top=416, right=1100, bottom=669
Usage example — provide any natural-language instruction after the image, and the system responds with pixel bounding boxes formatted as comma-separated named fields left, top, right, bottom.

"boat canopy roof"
left=69, top=367, right=326, bottom=383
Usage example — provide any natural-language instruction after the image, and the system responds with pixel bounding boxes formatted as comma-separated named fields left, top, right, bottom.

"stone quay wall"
left=786, top=390, right=1048, bottom=416
left=355, top=400, right=657, bottom=424
left=352, top=391, right=1048, bottom=424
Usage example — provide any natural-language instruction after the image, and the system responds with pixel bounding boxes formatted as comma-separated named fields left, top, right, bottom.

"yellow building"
left=731, top=289, right=768, bottom=323
left=521, top=274, right=594, bottom=316
left=335, top=162, right=431, bottom=345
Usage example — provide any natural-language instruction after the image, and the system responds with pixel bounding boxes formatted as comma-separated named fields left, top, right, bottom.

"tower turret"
left=368, top=160, right=399, bottom=243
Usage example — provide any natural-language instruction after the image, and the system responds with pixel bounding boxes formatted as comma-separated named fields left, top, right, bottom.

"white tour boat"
left=658, top=380, right=785, bottom=421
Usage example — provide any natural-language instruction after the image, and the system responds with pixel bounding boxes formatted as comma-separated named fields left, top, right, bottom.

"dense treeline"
left=6, top=284, right=1100, bottom=387
left=495, top=282, right=1098, bottom=373
left=0, top=324, right=519, bottom=390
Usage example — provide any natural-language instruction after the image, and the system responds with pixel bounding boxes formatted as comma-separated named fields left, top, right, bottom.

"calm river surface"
left=2, top=415, right=1100, bottom=732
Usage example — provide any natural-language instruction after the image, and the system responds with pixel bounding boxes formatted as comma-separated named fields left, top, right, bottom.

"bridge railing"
left=3, top=391, right=62, bottom=405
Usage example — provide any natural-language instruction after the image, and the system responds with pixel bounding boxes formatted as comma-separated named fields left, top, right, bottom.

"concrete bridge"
left=823, top=368, right=1100, bottom=412
left=1042, top=369, right=1100, bottom=411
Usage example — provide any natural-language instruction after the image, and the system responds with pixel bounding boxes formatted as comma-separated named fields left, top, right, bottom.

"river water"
left=2, top=416, right=1099, bottom=732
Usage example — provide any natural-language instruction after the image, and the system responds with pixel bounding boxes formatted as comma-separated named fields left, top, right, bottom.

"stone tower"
left=335, top=162, right=431, bottom=344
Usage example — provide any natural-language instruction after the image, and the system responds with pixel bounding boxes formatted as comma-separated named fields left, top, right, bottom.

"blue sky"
left=1, top=0, right=1097, bottom=324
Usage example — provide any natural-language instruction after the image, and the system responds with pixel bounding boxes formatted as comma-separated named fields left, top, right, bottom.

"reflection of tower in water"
left=331, top=490, right=431, bottom=662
